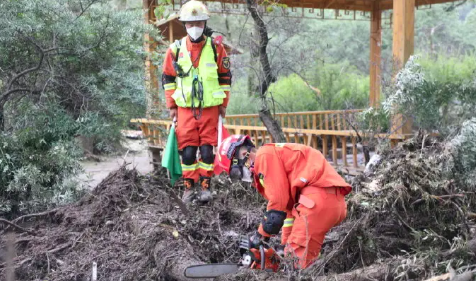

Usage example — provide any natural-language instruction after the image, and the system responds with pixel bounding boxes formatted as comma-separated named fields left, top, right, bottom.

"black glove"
left=249, top=232, right=270, bottom=249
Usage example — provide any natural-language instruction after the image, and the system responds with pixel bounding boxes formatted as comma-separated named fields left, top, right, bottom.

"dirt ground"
left=78, top=139, right=153, bottom=189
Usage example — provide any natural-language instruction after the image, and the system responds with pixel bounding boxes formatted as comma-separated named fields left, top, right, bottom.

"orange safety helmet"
left=215, top=135, right=255, bottom=180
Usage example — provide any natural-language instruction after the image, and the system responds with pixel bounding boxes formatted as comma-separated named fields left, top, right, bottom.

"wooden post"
left=341, top=136, right=347, bottom=167
left=322, top=136, right=328, bottom=159
left=352, top=136, right=358, bottom=168
left=168, top=21, right=174, bottom=43
left=370, top=2, right=381, bottom=108
left=336, top=113, right=341, bottom=130
left=332, top=136, right=338, bottom=164
left=392, top=0, right=415, bottom=136
left=143, top=0, right=160, bottom=119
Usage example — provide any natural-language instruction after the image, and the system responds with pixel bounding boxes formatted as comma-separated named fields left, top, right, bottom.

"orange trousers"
left=283, top=186, right=347, bottom=269
left=176, top=106, right=219, bottom=181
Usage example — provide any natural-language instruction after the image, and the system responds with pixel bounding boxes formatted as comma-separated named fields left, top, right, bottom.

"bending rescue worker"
left=216, top=135, right=352, bottom=268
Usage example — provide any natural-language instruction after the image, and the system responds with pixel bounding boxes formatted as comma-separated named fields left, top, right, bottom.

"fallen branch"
left=12, top=208, right=59, bottom=224
left=0, top=218, right=37, bottom=236
left=47, top=242, right=72, bottom=254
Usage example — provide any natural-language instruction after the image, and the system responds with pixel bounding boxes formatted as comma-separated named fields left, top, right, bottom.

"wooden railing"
left=225, top=109, right=364, bottom=131
left=131, top=121, right=401, bottom=175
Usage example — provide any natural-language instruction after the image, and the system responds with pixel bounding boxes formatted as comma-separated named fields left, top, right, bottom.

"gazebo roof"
left=172, top=0, right=459, bottom=12
left=155, top=14, right=243, bottom=55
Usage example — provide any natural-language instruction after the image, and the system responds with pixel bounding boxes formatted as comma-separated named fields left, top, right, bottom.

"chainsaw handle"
left=260, top=245, right=265, bottom=270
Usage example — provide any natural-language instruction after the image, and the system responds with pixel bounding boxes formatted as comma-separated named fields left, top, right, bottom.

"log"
left=313, top=262, right=392, bottom=281
left=153, top=239, right=210, bottom=281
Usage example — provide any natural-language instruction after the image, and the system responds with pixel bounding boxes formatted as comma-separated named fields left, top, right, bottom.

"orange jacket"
left=161, top=36, right=231, bottom=109
left=253, top=143, right=352, bottom=236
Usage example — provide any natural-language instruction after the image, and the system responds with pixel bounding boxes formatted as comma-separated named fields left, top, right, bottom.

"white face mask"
left=186, top=26, right=204, bottom=41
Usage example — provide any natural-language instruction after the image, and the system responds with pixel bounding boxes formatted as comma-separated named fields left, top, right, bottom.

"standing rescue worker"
left=216, top=135, right=351, bottom=269
left=162, top=0, right=232, bottom=203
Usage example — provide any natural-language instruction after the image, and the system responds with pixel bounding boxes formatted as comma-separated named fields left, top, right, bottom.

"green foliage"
left=0, top=0, right=148, bottom=152
left=450, top=118, right=476, bottom=189
left=226, top=79, right=261, bottom=114
left=0, top=0, right=149, bottom=215
left=418, top=54, right=476, bottom=84
left=383, top=55, right=476, bottom=133
left=268, top=74, right=317, bottom=112
left=228, top=62, right=369, bottom=115
left=359, top=106, right=390, bottom=132
left=0, top=103, right=83, bottom=216
left=309, top=62, right=369, bottom=110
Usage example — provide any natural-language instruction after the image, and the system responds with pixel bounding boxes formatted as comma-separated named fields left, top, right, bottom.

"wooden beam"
left=381, top=0, right=459, bottom=10
left=324, top=0, right=336, bottom=9
left=369, top=1, right=381, bottom=108
left=391, top=0, right=414, bottom=136
left=168, top=21, right=174, bottom=43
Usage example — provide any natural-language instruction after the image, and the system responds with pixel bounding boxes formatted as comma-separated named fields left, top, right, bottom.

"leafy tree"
left=0, top=0, right=149, bottom=216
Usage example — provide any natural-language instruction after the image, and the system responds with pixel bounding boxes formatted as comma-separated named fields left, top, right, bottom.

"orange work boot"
left=182, top=178, right=195, bottom=204
left=198, top=176, right=212, bottom=203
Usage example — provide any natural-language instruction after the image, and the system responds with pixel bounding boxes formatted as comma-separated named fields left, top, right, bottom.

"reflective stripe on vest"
left=171, top=37, right=226, bottom=108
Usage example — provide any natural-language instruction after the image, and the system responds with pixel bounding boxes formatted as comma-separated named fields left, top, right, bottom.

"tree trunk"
left=246, top=0, right=285, bottom=142
left=260, top=109, right=286, bottom=143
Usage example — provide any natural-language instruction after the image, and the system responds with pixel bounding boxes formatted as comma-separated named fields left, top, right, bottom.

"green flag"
left=161, top=125, right=182, bottom=185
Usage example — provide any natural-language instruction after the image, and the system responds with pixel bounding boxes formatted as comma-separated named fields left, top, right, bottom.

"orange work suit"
left=162, top=36, right=231, bottom=180
left=253, top=143, right=351, bottom=269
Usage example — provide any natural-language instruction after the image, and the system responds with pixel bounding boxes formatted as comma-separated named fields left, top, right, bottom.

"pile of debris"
left=0, top=167, right=265, bottom=281
left=305, top=132, right=476, bottom=280
left=1, top=131, right=476, bottom=281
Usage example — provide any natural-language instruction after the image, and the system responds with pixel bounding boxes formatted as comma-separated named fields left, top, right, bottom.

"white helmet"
left=179, top=0, right=210, bottom=22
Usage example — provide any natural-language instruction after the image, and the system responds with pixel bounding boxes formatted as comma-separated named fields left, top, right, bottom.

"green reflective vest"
left=171, top=37, right=226, bottom=108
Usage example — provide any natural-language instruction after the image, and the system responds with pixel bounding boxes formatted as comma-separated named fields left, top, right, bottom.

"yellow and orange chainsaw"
left=183, top=236, right=280, bottom=278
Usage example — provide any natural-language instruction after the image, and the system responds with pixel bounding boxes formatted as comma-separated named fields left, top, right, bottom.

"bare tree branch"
left=75, top=0, right=102, bottom=20
left=0, top=89, right=32, bottom=104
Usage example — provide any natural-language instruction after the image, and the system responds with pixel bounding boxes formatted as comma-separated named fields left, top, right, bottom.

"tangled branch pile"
left=0, top=167, right=265, bottom=281
left=304, top=129, right=476, bottom=280
left=2, top=121, right=476, bottom=281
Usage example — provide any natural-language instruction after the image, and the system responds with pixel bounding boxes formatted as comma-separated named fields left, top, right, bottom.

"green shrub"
left=383, top=55, right=476, bottom=134
left=0, top=104, right=83, bottom=217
